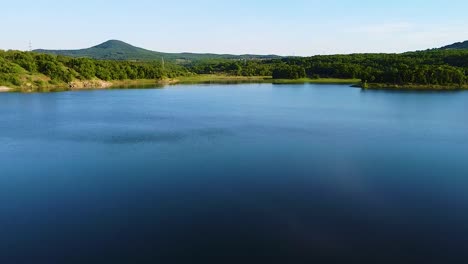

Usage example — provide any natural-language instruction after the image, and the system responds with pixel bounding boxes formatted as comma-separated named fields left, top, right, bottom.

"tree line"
left=188, top=50, right=468, bottom=86
left=1, top=49, right=468, bottom=89
left=0, top=50, right=189, bottom=88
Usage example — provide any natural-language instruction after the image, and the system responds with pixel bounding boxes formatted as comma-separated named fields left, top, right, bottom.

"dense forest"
left=1, top=48, right=468, bottom=91
left=188, top=50, right=468, bottom=87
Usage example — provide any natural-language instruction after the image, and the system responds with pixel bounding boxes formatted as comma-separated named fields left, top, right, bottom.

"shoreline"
left=168, top=75, right=360, bottom=85
left=3, top=76, right=361, bottom=93
left=362, top=83, right=468, bottom=91
left=0, top=86, right=12, bottom=92
left=3, top=76, right=467, bottom=93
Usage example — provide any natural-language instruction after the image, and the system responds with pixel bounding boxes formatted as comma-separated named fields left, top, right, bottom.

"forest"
left=0, top=50, right=189, bottom=90
left=1, top=49, right=468, bottom=91
left=188, top=50, right=468, bottom=87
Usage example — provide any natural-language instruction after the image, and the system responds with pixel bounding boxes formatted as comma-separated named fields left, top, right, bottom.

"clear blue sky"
left=3, top=0, right=468, bottom=55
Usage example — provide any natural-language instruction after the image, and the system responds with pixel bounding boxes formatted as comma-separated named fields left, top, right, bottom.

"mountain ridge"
left=439, top=40, right=468, bottom=50
left=32, top=39, right=468, bottom=61
left=34, top=40, right=280, bottom=62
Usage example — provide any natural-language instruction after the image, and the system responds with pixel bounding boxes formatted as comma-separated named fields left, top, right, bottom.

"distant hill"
left=34, top=40, right=280, bottom=62
left=439, top=40, right=468, bottom=50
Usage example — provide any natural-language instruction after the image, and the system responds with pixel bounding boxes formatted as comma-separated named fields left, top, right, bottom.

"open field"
left=172, top=75, right=360, bottom=85
left=270, top=78, right=360, bottom=84
left=173, top=75, right=271, bottom=84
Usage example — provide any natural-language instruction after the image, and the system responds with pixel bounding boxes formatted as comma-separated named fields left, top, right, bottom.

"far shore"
left=165, top=75, right=360, bottom=85
left=1, top=75, right=361, bottom=93
left=362, top=83, right=468, bottom=91
left=4, top=75, right=466, bottom=93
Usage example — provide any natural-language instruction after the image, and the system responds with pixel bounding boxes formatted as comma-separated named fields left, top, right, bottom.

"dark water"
left=1, top=84, right=468, bottom=263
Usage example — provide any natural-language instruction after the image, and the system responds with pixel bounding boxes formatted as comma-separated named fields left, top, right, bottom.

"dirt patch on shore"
left=69, top=80, right=113, bottom=90
left=0, top=86, right=12, bottom=92
left=158, top=78, right=180, bottom=85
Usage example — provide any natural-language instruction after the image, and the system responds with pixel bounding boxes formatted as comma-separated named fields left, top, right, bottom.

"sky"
left=2, top=0, right=468, bottom=56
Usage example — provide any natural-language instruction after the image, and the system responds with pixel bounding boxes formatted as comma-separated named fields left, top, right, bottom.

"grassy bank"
left=171, top=75, right=360, bottom=85
left=1, top=73, right=69, bottom=92
left=362, top=83, right=468, bottom=91
left=110, top=79, right=165, bottom=88
left=270, top=78, right=360, bottom=84
left=0, top=74, right=363, bottom=93
left=173, top=74, right=270, bottom=84
left=0, top=73, right=164, bottom=92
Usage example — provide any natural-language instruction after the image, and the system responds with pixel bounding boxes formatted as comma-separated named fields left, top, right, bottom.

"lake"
left=1, top=83, right=468, bottom=263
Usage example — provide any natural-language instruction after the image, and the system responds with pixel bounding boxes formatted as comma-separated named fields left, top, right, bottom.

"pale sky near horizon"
left=2, top=0, right=468, bottom=56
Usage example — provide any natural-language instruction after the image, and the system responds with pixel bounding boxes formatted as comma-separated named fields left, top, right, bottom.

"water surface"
left=1, top=84, right=468, bottom=262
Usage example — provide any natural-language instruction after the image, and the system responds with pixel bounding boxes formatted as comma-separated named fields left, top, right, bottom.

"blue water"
left=1, top=83, right=468, bottom=263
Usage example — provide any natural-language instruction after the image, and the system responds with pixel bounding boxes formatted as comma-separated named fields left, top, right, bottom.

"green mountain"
left=440, top=40, right=468, bottom=50
left=34, top=40, right=279, bottom=62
